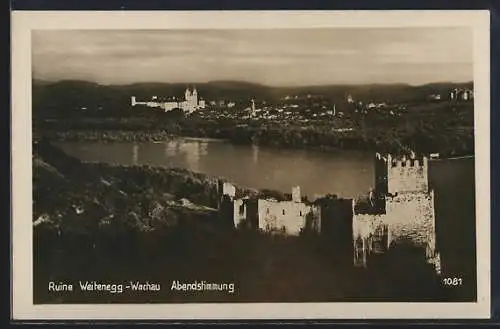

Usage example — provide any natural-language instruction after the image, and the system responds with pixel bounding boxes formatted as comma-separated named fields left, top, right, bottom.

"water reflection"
left=132, top=144, right=139, bottom=165
left=179, top=141, right=201, bottom=173
left=199, top=142, right=208, bottom=157
left=164, top=140, right=177, bottom=158
left=252, top=144, right=259, bottom=164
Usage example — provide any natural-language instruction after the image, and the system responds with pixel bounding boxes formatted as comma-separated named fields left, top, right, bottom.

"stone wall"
left=307, top=205, right=322, bottom=233
left=387, top=155, right=429, bottom=194
left=352, top=191, right=441, bottom=273
left=257, top=199, right=317, bottom=236
left=385, top=191, right=436, bottom=248
left=233, top=198, right=247, bottom=228
left=222, top=182, right=236, bottom=199
left=352, top=213, right=386, bottom=267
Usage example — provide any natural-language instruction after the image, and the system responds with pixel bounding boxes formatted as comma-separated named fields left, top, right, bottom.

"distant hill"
left=32, top=79, right=56, bottom=87
left=32, top=79, right=473, bottom=118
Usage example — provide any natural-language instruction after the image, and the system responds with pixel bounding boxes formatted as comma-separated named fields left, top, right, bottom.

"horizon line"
left=32, top=78, right=474, bottom=89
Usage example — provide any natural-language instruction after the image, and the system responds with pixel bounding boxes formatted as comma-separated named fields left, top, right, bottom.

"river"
left=55, top=138, right=474, bottom=198
left=57, top=138, right=378, bottom=198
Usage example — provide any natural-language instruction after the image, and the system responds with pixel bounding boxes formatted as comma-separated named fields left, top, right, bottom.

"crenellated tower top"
left=375, top=152, right=429, bottom=195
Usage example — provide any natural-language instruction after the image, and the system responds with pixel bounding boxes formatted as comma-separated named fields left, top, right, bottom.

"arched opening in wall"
left=282, top=209, right=285, bottom=215
left=299, top=211, right=302, bottom=216
left=266, top=208, right=270, bottom=214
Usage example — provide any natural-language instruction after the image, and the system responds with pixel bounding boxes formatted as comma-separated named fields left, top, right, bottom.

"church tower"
left=184, top=87, right=191, bottom=101
left=192, top=86, right=198, bottom=108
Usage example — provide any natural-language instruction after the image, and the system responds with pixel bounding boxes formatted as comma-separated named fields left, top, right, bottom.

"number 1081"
left=442, top=277, right=463, bottom=286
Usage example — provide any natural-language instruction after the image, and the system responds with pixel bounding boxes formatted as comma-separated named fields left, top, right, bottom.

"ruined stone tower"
left=387, top=153, right=429, bottom=195
left=354, top=152, right=441, bottom=274
left=374, top=152, right=429, bottom=195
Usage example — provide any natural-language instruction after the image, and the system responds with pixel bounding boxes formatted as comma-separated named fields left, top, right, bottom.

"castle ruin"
left=352, top=152, right=441, bottom=274
left=221, top=184, right=321, bottom=236
left=216, top=151, right=441, bottom=275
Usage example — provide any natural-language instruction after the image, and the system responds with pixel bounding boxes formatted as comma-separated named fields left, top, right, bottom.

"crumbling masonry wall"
left=385, top=192, right=436, bottom=249
left=257, top=199, right=319, bottom=236
left=353, top=153, right=441, bottom=274
left=352, top=213, right=386, bottom=267
left=233, top=198, right=247, bottom=228
left=352, top=193, right=441, bottom=273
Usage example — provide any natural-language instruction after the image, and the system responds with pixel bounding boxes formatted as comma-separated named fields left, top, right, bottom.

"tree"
left=166, top=108, right=185, bottom=119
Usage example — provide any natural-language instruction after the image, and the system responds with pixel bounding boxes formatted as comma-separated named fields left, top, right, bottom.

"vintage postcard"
left=11, top=10, right=490, bottom=320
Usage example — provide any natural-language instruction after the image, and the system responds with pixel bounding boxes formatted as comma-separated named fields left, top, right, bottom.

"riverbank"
left=35, top=127, right=475, bottom=158
left=40, top=129, right=356, bottom=155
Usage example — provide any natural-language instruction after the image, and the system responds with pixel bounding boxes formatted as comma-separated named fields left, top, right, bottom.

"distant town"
left=130, top=85, right=474, bottom=124
left=32, top=80, right=475, bottom=159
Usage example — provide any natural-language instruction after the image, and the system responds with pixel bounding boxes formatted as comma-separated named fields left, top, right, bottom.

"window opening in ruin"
left=266, top=208, right=270, bottom=214
left=299, top=211, right=302, bottom=216
left=282, top=209, right=285, bottom=215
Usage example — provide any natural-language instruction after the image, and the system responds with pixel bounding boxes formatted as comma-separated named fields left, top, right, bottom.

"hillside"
left=33, top=140, right=223, bottom=228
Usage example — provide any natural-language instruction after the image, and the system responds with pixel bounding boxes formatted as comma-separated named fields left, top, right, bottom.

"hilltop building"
left=130, top=87, right=205, bottom=114
left=450, top=88, right=473, bottom=101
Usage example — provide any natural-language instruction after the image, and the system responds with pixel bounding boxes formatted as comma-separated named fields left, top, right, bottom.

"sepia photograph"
left=12, top=10, right=490, bottom=320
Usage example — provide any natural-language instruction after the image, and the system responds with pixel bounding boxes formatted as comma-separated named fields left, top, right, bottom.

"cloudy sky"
left=32, top=28, right=473, bottom=86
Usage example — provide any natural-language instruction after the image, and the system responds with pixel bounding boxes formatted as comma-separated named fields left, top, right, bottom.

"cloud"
left=32, top=28, right=473, bottom=86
